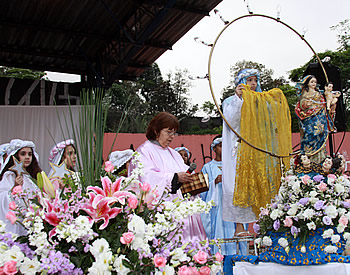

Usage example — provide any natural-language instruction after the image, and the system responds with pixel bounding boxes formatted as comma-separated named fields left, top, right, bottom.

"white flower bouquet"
left=254, top=173, right=350, bottom=256
left=1, top=153, right=222, bottom=274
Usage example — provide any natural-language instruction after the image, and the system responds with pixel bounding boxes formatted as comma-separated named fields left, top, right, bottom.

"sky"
left=47, top=0, right=350, bottom=116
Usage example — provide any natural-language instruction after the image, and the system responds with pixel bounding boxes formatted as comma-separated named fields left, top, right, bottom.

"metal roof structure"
left=0, top=0, right=222, bottom=87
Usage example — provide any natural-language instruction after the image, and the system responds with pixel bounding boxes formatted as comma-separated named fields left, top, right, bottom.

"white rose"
left=331, top=234, right=341, bottom=243
left=270, top=209, right=281, bottom=220
left=322, top=228, right=334, bottom=239
left=307, top=221, right=316, bottom=230
left=291, top=183, right=301, bottom=193
left=262, top=236, right=272, bottom=246
left=254, top=238, right=262, bottom=246
left=325, top=205, right=338, bottom=219
left=278, top=238, right=288, bottom=248
left=303, top=209, right=315, bottom=220
left=344, top=232, right=350, bottom=241
left=324, top=245, right=338, bottom=254
left=338, top=208, right=347, bottom=217
left=335, top=183, right=345, bottom=194
left=309, top=191, right=318, bottom=197
left=337, top=224, right=345, bottom=234
left=287, top=204, right=298, bottom=216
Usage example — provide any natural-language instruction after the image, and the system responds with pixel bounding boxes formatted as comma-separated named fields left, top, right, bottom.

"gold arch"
left=207, top=13, right=328, bottom=158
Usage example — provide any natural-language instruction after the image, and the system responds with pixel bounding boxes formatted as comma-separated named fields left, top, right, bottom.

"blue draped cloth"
left=230, top=228, right=350, bottom=268
left=298, top=108, right=332, bottom=155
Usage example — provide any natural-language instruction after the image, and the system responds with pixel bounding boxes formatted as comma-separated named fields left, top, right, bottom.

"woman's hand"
left=14, top=176, right=23, bottom=187
left=177, top=172, right=193, bottom=184
left=235, top=84, right=244, bottom=98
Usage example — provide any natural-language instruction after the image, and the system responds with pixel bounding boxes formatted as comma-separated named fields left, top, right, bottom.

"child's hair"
left=59, top=144, right=77, bottom=171
left=0, top=148, right=42, bottom=180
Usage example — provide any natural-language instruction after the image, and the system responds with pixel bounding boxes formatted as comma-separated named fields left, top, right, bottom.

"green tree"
left=0, top=66, right=46, bottom=79
left=201, top=101, right=219, bottom=117
left=105, top=64, right=199, bottom=133
left=330, top=19, right=350, bottom=51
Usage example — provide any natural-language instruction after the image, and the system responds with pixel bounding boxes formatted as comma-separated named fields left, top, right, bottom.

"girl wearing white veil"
left=0, top=139, right=41, bottom=235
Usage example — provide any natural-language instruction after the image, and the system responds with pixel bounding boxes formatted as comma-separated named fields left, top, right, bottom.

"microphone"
left=186, top=162, right=197, bottom=174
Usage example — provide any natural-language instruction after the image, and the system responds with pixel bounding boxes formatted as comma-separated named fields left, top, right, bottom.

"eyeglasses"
left=162, top=129, right=178, bottom=137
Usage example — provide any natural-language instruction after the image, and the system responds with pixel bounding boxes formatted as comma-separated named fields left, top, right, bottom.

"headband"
left=211, top=137, right=222, bottom=151
left=234, top=68, right=262, bottom=92
left=48, top=139, right=74, bottom=165
left=1, top=139, right=37, bottom=173
left=109, top=149, right=133, bottom=170
left=174, top=147, right=190, bottom=158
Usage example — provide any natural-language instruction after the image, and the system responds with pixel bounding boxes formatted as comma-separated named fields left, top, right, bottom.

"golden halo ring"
left=207, top=13, right=328, bottom=158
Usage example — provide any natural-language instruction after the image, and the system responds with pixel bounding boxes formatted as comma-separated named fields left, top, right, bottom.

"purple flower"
left=83, top=244, right=90, bottom=253
left=342, top=201, right=350, bottom=208
left=271, top=203, right=278, bottom=209
left=322, top=216, right=332, bottom=225
left=291, top=226, right=299, bottom=236
left=313, top=175, right=324, bottom=182
left=253, top=223, right=260, bottom=234
left=273, top=220, right=280, bottom=231
left=299, top=198, right=309, bottom=206
left=314, top=200, right=325, bottom=210
left=68, top=246, right=78, bottom=253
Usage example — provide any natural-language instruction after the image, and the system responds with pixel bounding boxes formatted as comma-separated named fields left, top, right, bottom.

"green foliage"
left=0, top=66, right=46, bottom=79
left=106, top=63, right=199, bottom=133
left=201, top=101, right=219, bottom=117
left=330, top=19, right=350, bottom=51
left=279, top=84, right=299, bottom=133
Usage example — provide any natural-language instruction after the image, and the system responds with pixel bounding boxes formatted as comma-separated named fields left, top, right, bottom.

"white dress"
left=222, top=94, right=256, bottom=223
left=0, top=171, right=39, bottom=235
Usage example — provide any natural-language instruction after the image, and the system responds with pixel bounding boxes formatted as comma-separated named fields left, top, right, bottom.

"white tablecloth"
left=233, top=262, right=350, bottom=275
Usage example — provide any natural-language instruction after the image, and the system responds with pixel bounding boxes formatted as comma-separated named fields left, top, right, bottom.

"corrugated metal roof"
left=0, top=0, right=222, bottom=87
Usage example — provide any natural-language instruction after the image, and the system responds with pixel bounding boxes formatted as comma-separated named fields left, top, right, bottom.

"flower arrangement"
left=254, top=172, right=350, bottom=255
left=1, top=153, right=222, bottom=274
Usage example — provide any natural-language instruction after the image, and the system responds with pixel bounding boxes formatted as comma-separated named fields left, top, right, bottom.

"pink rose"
left=215, top=252, right=224, bottom=262
left=11, top=185, right=22, bottom=195
left=188, top=266, right=199, bottom=274
left=328, top=174, right=336, bottom=179
left=3, top=261, right=17, bottom=275
left=199, top=266, right=211, bottom=275
left=153, top=255, right=166, bottom=267
left=8, top=201, right=16, bottom=211
left=318, top=182, right=328, bottom=192
left=104, top=161, right=114, bottom=173
left=300, top=175, right=310, bottom=185
left=140, top=182, right=151, bottom=192
left=193, top=250, right=208, bottom=264
left=120, top=232, right=135, bottom=245
left=339, top=215, right=349, bottom=226
left=127, top=196, right=138, bottom=209
left=178, top=266, right=191, bottom=275
left=283, top=217, right=293, bottom=227
left=5, top=212, right=16, bottom=224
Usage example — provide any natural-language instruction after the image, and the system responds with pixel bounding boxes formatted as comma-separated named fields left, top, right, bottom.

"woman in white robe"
left=222, top=69, right=261, bottom=235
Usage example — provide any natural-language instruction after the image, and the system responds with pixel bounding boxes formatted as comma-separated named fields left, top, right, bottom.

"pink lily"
left=42, top=196, right=69, bottom=238
left=83, top=192, right=122, bottom=229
